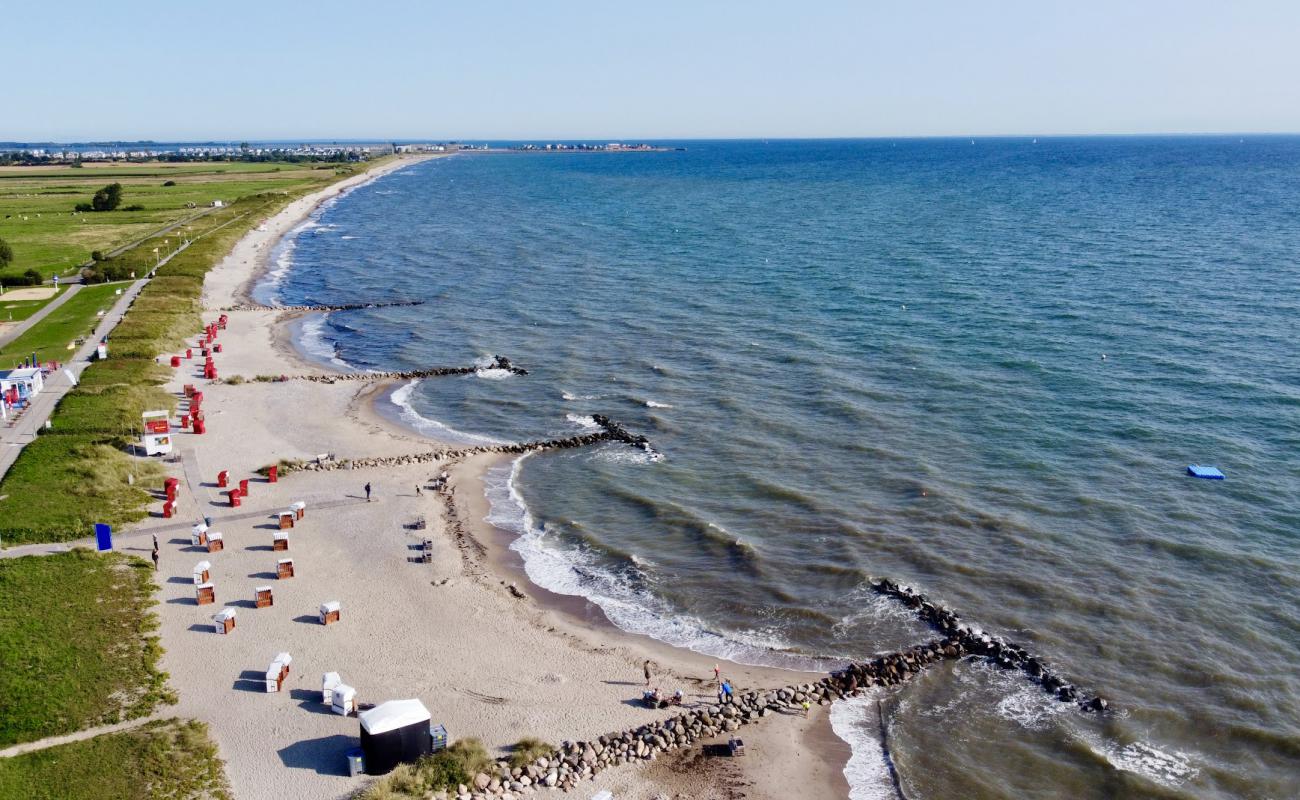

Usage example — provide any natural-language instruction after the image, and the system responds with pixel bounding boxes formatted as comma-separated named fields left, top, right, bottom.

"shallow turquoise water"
left=266, top=138, right=1299, bottom=799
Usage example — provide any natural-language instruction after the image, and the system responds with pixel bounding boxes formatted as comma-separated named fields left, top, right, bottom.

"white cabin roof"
left=360, top=699, right=430, bottom=735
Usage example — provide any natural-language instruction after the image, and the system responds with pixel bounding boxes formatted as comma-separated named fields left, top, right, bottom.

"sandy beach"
left=140, top=155, right=852, bottom=800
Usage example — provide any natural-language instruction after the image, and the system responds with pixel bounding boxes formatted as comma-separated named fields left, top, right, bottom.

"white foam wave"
left=340, top=235, right=358, bottom=240
left=1084, top=733, right=1198, bottom=788
left=645, top=400, right=674, bottom=409
left=565, top=413, right=601, bottom=431
left=483, top=455, right=825, bottom=671
left=561, top=390, right=602, bottom=401
left=389, top=380, right=506, bottom=446
left=593, top=446, right=664, bottom=465
left=298, top=314, right=352, bottom=370
left=829, top=692, right=901, bottom=800
left=473, top=355, right=513, bottom=381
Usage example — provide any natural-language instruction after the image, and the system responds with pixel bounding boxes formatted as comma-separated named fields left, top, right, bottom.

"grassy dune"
left=0, top=719, right=231, bottom=800
left=0, top=550, right=173, bottom=746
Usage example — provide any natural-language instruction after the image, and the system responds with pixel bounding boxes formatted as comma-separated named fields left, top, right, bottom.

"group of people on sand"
left=640, top=660, right=734, bottom=709
left=362, top=471, right=450, bottom=502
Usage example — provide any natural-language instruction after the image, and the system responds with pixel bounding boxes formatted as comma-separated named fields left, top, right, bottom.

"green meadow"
left=0, top=161, right=349, bottom=280
left=0, top=281, right=130, bottom=366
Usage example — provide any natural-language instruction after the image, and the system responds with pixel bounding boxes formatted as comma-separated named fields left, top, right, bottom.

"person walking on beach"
left=151, top=547, right=159, bottom=571
left=365, top=482, right=372, bottom=502
left=152, top=533, right=158, bottom=551
left=643, top=659, right=652, bottom=687
left=713, top=664, right=721, bottom=685
left=415, top=484, right=422, bottom=497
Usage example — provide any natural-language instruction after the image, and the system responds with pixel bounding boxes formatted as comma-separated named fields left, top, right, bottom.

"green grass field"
left=0, top=282, right=129, bottom=366
left=0, top=719, right=231, bottom=800
left=0, top=550, right=174, bottom=747
left=0, top=289, right=62, bottom=324
left=0, top=161, right=349, bottom=280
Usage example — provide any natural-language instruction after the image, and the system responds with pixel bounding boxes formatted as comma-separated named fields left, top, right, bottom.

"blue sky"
left=6, top=0, right=1299, bottom=140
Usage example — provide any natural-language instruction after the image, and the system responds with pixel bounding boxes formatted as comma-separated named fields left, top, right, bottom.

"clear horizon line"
left=6, top=130, right=1300, bottom=146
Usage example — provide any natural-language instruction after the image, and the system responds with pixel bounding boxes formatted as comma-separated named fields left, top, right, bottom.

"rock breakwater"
left=218, top=300, right=425, bottom=312
left=261, top=416, right=653, bottom=477
left=869, top=578, right=1108, bottom=712
left=235, top=355, right=528, bottom=383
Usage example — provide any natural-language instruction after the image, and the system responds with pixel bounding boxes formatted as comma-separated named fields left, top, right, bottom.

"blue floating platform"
left=1187, top=465, right=1225, bottom=480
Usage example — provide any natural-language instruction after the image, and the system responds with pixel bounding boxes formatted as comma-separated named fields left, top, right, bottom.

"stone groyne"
left=869, top=578, right=1108, bottom=712
left=232, top=355, right=529, bottom=384
left=218, top=300, right=425, bottom=312
left=262, top=416, right=653, bottom=477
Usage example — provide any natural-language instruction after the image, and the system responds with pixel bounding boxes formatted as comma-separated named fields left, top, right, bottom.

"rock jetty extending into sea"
left=428, top=623, right=1100, bottom=800
left=230, top=355, right=529, bottom=384
left=260, top=415, right=656, bottom=477
left=218, top=300, right=426, bottom=312
left=868, top=577, right=1108, bottom=712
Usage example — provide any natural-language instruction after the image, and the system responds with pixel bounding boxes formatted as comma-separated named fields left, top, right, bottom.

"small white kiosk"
left=141, top=410, right=173, bottom=456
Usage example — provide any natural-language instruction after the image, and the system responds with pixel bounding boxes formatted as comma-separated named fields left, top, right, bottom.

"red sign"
left=145, top=419, right=170, bottom=434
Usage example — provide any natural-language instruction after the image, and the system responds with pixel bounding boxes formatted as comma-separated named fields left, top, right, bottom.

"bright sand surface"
left=142, top=155, right=850, bottom=800
left=0, top=286, right=58, bottom=301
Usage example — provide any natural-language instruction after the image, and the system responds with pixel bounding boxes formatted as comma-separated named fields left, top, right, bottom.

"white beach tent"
left=192, top=561, right=211, bottom=584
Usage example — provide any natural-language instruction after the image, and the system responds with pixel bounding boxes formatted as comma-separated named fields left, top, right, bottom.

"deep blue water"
left=263, top=138, right=1299, bottom=799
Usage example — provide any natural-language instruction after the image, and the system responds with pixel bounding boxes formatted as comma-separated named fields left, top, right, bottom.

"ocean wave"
left=484, top=455, right=827, bottom=671
left=252, top=163, right=412, bottom=304
left=565, top=413, right=602, bottom=431
left=298, top=313, right=353, bottom=370
left=389, top=380, right=507, bottom=446
left=1082, top=732, right=1198, bottom=789
left=593, top=445, right=665, bottom=465
left=341, top=235, right=359, bottom=240
left=829, top=692, right=903, bottom=800
left=474, top=354, right=514, bottom=381
left=645, top=399, right=674, bottom=409
left=561, top=390, right=604, bottom=401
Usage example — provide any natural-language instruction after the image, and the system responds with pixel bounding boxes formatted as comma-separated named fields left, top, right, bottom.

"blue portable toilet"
left=94, top=523, right=113, bottom=551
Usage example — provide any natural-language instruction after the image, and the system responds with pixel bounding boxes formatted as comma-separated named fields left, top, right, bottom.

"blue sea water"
left=263, top=139, right=1299, bottom=799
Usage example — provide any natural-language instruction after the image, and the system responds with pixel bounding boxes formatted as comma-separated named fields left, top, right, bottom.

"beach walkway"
left=0, top=241, right=197, bottom=484
left=0, top=713, right=167, bottom=759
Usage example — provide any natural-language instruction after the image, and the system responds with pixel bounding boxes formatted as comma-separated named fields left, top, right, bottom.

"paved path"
left=0, top=497, right=365, bottom=559
left=0, top=713, right=168, bottom=759
left=0, top=284, right=83, bottom=350
left=0, top=241, right=194, bottom=482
